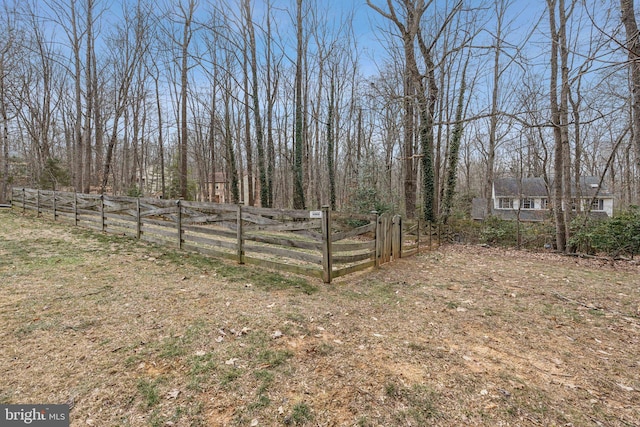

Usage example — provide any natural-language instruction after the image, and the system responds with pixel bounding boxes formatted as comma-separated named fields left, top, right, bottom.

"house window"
left=498, top=198, right=513, bottom=209
left=540, top=198, right=549, bottom=209
left=520, top=198, right=535, bottom=209
left=590, top=198, right=604, bottom=211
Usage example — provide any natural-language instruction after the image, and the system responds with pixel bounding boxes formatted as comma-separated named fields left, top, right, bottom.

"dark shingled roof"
left=494, top=178, right=548, bottom=197
left=493, top=176, right=612, bottom=198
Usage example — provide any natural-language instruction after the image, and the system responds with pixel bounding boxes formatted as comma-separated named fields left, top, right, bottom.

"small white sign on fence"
left=309, top=210, right=323, bottom=219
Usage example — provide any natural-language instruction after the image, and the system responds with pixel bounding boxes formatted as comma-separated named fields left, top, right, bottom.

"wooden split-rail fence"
left=10, top=188, right=448, bottom=283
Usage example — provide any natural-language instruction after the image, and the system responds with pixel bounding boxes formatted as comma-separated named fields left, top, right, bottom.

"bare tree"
left=621, top=0, right=640, bottom=203
left=293, top=0, right=306, bottom=209
left=0, top=4, right=19, bottom=202
left=264, top=0, right=278, bottom=207
left=102, top=0, right=152, bottom=193
left=547, top=0, right=574, bottom=252
left=81, top=0, right=95, bottom=193
left=244, top=0, right=268, bottom=207
left=177, top=0, right=197, bottom=199
left=367, top=0, right=423, bottom=218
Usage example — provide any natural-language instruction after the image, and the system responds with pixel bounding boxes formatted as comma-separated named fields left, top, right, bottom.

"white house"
left=472, top=176, right=614, bottom=221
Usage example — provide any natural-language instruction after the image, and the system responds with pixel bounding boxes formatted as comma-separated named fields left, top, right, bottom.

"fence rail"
left=11, top=188, right=444, bottom=282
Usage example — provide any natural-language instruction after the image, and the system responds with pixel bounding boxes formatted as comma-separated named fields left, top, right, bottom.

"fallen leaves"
left=617, top=383, right=635, bottom=392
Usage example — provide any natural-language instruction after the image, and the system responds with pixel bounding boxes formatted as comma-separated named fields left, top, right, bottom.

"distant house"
left=201, top=171, right=260, bottom=205
left=203, top=172, right=227, bottom=203
left=472, top=176, right=614, bottom=221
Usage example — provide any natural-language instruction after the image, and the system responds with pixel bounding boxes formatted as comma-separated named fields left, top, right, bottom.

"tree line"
left=0, top=0, right=638, bottom=253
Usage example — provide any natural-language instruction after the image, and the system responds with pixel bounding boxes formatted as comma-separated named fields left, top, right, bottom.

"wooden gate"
left=375, top=213, right=403, bottom=266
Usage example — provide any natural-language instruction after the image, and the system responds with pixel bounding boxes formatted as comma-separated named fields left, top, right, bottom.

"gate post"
left=100, top=195, right=105, bottom=232
left=136, top=197, right=141, bottom=239
left=392, top=215, right=402, bottom=259
left=372, top=211, right=381, bottom=267
left=74, top=192, right=78, bottom=226
left=321, top=205, right=332, bottom=283
left=176, top=199, right=183, bottom=249
left=237, top=204, right=244, bottom=264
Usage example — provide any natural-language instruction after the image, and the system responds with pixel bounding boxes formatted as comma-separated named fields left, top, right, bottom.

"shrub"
left=472, top=217, right=554, bottom=249
left=479, top=216, right=517, bottom=245
left=127, top=185, right=143, bottom=198
left=569, top=206, right=640, bottom=258
left=39, top=158, right=71, bottom=190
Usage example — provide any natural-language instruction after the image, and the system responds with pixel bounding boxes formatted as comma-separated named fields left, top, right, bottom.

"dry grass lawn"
left=1, top=208, right=639, bottom=426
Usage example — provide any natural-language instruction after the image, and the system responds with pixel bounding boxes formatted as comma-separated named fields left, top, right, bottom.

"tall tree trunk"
left=367, top=0, right=451, bottom=220
left=403, top=55, right=417, bottom=218
left=70, top=0, right=83, bottom=191
left=486, top=3, right=503, bottom=217
left=621, top=0, right=640, bottom=203
left=327, top=72, right=336, bottom=210
left=242, top=27, right=254, bottom=206
left=293, top=0, right=306, bottom=209
left=416, top=28, right=439, bottom=222
left=265, top=0, right=276, bottom=207
left=155, top=75, right=166, bottom=198
left=0, top=56, right=8, bottom=203
left=224, top=74, right=240, bottom=204
left=93, top=44, right=103, bottom=190
left=245, top=0, right=268, bottom=207
left=547, top=0, right=567, bottom=252
left=207, top=89, right=216, bottom=202
left=179, top=1, right=195, bottom=199
left=558, top=0, right=572, bottom=248
left=82, top=0, right=94, bottom=194
left=569, top=84, right=582, bottom=212
left=442, top=64, right=467, bottom=223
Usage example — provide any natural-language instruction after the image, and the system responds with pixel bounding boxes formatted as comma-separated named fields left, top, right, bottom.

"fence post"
left=100, top=195, right=105, bottom=232
left=392, top=215, right=402, bottom=259
left=384, top=215, right=391, bottom=263
left=372, top=211, right=381, bottom=267
left=22, top=188, right=25, bottom=213
left=36, top=190, right=40, bottom=217
left=391, top=215, right=397, bottom=260
left=237, top=204, right=244, bottom=264
left=136, top=197, right=141, bottom=239
left=74, top=192, right=78, bottom=226
left=438, top=222, right=442, bottom=246
left=176, top=199, right=183, bottom=249
left=428, top=221, right=432, bottom=249
left=416, top=218, right=421, bottom=253
left=52, top=190, right=57, bottom=221
left=321, top=205, right=332, bottom=283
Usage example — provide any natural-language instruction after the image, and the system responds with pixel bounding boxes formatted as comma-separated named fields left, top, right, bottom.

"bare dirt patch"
left=1, top=209, right=639, bottom=426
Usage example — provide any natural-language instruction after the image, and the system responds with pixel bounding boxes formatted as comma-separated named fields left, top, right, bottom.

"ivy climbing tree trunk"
left=442, top=63, right=467, bottom=223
